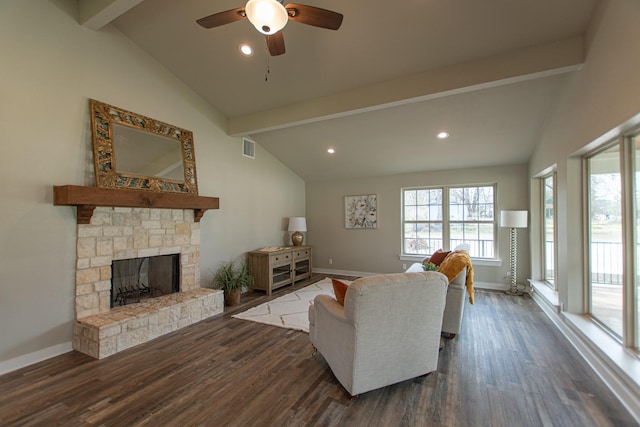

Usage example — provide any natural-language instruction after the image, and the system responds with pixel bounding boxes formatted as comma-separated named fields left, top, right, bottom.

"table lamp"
left=288, top=217, right=307, bottom=246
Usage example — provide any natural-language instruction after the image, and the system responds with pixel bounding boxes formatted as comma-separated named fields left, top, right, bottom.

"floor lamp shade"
left=500, top=210, right=528, bottom=295
left=500, top=210, right=528, bottom=228
left=288, top=217, right=307, bottom=246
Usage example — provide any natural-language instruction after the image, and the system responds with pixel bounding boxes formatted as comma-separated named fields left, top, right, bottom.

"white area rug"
left=232, top=278, right=346, bottom=332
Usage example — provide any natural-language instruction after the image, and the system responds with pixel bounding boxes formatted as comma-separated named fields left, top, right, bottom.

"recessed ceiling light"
left=437, top=131, right=449, bottom=139
left=327, top=148, right=335, bottom=154
left=240, top=44, right=253, bottom=56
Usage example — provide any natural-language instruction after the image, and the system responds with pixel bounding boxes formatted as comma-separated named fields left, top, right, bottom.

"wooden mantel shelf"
left=53, top=185, right=219, bottom=224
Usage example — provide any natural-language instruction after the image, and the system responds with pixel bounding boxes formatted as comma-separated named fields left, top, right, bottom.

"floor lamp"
left=500, top=210, right=528, bottom=296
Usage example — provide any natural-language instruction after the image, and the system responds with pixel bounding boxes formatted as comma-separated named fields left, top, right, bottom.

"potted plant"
left=422, top=262, right=438, bottom=271
left=212, top=260, right=253, bottom=306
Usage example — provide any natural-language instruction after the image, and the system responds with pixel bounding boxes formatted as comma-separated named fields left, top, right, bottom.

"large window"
left=586, top=142, right=629, bottom=341
left=542, top=174, right=556, bottom=288
left=402, top=185, right=496, bottom=258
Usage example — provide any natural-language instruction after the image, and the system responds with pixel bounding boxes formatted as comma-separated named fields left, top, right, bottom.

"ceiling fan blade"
left=196, top=8, right=246, bottom=29
left=285, top=4, right=343, bottom=30
left=266, top=32, right=285, bottom=56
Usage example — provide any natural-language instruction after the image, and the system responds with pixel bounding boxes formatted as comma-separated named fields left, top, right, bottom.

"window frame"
left=401, top=187, right=444, bottom=257
left=585, top=141, right=625, bottom=340
left=541, top=173, right=557, bottom=289
left=583, top=132, right=640, bottom=350
left=401, top=184, right=497, bottom=259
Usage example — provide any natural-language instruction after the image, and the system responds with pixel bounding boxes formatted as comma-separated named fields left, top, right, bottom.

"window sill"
left=398, top=254, right=503, bottom=267
left=562, top=314, right=640, bottom=415
left=530, top=283, right=640, bottom=420
left=529, top=279, right=559, bottom=308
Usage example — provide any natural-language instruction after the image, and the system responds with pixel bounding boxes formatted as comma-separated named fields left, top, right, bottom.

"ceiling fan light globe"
left=245, top=0, right=288, bottom=35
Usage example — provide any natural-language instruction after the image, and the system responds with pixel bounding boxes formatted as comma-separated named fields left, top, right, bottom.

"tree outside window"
left=402, top=185, right=496, bottom=258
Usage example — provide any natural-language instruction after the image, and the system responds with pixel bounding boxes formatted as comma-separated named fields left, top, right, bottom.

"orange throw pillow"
left=332, top=278, right=349, bottom=305
left=427, top=249, right=451, bottom=266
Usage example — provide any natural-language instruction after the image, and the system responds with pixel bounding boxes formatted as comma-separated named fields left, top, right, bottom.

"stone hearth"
left=72, top=206, right=223, bottom=358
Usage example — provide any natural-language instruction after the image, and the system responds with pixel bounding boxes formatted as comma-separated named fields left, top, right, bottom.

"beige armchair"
left=308, top=272, right=448, bottom=397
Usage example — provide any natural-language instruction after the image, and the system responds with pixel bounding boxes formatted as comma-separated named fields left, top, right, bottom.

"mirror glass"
left=90, top=99, right=198, bottom=195
left=112, top=124, right=185, bottom=180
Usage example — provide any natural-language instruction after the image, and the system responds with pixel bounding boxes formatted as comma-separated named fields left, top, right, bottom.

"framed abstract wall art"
left=345, top=194, right=377, bottom=229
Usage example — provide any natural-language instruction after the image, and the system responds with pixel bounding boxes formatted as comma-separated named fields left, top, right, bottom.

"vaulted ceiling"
left=78, top=0, right=598, bottom=181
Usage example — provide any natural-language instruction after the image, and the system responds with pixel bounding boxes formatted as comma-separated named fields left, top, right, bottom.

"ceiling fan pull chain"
left=265, top=51, right=270, bottom=81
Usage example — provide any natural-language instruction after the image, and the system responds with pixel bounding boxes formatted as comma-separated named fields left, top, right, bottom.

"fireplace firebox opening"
left=111, top=254, right=180, bottom=307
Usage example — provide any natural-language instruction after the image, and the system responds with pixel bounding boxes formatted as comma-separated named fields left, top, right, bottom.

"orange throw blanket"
left=438, top=250, right=474, bottom=304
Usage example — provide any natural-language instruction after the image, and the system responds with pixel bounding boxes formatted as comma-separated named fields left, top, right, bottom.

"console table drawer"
left=293, top=248, right=310, bottom=260
left=269, top=252, right=291, bottom=266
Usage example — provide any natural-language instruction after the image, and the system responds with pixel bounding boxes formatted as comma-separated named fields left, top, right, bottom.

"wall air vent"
left=242, top=137, right=255, bottom=159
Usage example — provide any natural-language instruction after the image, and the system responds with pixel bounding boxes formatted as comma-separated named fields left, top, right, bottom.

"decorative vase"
left=291, top=231, right=304, bottom=246
left=224, top=288, right=242, bottom=306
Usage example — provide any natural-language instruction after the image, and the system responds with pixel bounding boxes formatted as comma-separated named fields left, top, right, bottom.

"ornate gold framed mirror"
left=90, top=99, right=198, bottom=195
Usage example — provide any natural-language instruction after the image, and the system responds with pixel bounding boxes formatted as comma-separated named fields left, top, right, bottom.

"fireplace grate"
left=114, top=283, right=165, bottom=306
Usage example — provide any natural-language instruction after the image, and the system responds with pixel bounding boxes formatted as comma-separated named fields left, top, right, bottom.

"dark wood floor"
left=0, top=275, right=637, bottom=426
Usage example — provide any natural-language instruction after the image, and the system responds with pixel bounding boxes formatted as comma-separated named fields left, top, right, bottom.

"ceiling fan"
left=196, top=0, right=343, bottom=56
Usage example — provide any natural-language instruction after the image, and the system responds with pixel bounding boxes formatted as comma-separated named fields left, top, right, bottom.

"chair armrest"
left=314, top=294, right=349, bottom=324
left=448, top=281, right=465, bottom=292
left=309, top=294, right=347, bottom=343
left=449, top=267, right=466, bottom=287
left=311, top=294, right=357, bottom=390
left=311, top=294, right=354, bottom=353
left=442, top=268, right=467, bottom=335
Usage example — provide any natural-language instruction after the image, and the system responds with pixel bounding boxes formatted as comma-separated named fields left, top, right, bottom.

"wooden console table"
left=248, top=246, right=312, bottom=295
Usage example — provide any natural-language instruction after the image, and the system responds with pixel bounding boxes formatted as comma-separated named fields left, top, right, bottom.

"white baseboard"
left=473, top=281, right=509, bottom=291
left=0, top=342, right=73, bottom=376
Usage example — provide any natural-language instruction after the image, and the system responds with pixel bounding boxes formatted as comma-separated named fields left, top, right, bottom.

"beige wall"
left=0, top=0, right=304, bottom=367
left=528, top=0, right=640, bottom=312
left=306, top=164, right=530, bottom=285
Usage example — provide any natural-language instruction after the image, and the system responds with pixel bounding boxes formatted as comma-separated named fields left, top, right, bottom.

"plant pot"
left=224, top=288, right=242, bottom=306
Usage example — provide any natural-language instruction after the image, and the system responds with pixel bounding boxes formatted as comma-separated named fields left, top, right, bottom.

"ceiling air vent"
left=242, top=137, right=255, bottom=159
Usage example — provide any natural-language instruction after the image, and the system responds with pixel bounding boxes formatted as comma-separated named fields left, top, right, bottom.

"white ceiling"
left=82, top=0, right=598, bottom=181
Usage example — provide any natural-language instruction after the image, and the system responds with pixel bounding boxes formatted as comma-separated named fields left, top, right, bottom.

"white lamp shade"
left=245, top=0, right=289, bottom=35
left=288, top=217, right=307, bottom=232
left=500, top=210, right=528, bottom=228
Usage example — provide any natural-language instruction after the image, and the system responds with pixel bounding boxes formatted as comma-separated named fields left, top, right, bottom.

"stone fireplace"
left=71, top=206, right=223, bottom=359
